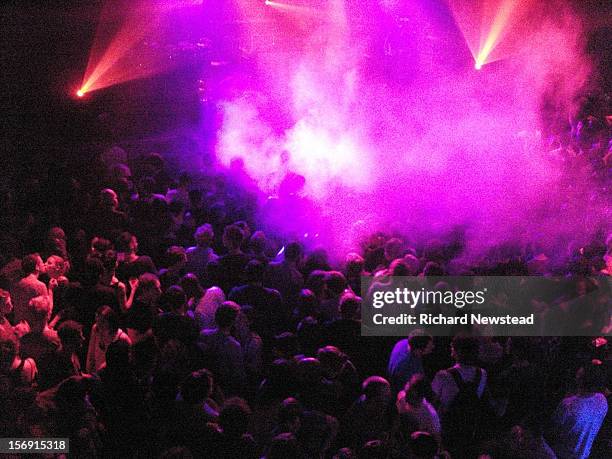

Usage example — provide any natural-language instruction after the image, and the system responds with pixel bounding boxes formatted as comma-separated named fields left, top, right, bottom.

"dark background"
left=1, top=0, right=611, bottom=183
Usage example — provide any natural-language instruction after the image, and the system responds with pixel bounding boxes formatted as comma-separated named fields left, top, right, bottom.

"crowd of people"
left=0, top=109, right=611, bottom=459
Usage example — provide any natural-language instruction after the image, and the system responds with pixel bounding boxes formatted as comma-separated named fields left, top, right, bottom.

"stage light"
left=76, top=89, right=85, bottom=97
left=475, top=62, right=482, bottom=70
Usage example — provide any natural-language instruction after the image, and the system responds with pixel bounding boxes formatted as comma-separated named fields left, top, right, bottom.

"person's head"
left=267, top=433, right=302, bottom=459
left=138, top=176, right=156, bottom=198
left=249, top=231, right=267, bottom=255
left=345, top=252, right=365, bottom=277
left=90, top=237, right=112, bottom=256
left=219, top=397, right=252, bottom=438
left=451, top=335, right=480, bottom=365
left=422, top=261, right=444, bottom=277
left=325, top=271, right=347, bottom=298
left=362, top=376, right=391, bottom=400
left=215, top=301, right=240, bottom=331
left=339, top=293, right=361, bottom=319
left=317, top=345, right=348, bottom=375
left=105, top=338, right=130, bottom=371
left=46, top=227, right=67, bottom=257
left=233, top=221, right=251, bottom=241
left=284, top=242, right=303, bottom=264
left=95, top=305, right=119, bottom=337
left=188, top=189, right=202, bottom=207
left=194, top=224, right=214, bottom=248
left=278, top=397, right=303, bottom=432
left=145, top=152, right=165, bottom=172
left=166, top=246, right=187, bottom=269
left=136, top=273, right=162, bottom=304
left=270, top=327, right=297, bottom=354
left=306, top=270, right=327, bottom=299
left=99, top=188, right=119, bottom=210
left=245, top=259, right=265, bottom=284
left=576, top=361, right=606, bottom=393
left=82, top=256, right=104, bottom=286
left=389, top=258, right=410, bottom=277
left=408, top=330, right=434, bottom=357
left=180, top=368, right=213, bottom=404
left=117, top=232, right=137, bottom=254
left=409, top=431, right=438, bottom=459
left=102, top=249, right=118, bottom=275
left=404, top=374, right=430, bottom=405
left=22, top=253, right=44, bottom=276
left=296, top=289, right=318, bottom=318
left=45, top=255, right=69, bottom=279
left=384, top=238, right=404, bottom=262
left=27, top=296, right=51, bottom=332
left=57, top=321, right=84, bottom=352
left=0, top=289, right=13, bottom=316
left=160, top=285, right=187, bottom=314
left=180, top=273, right=204, bottom=300
left=403, top=254, right=421, bottom=276
left=223, top=224, right=245, bottom=251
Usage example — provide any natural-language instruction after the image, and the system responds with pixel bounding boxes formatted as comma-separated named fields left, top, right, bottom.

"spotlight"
left=76, top=89, right=85, bottom=97
left=474, top=62, right=482, bottom=70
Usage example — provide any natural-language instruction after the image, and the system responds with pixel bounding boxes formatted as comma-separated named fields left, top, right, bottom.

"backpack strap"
left=448, top=367, right=481, bottom=392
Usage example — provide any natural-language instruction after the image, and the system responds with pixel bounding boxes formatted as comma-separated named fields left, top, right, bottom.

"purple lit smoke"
left=212, top=0, right=606, bottom=260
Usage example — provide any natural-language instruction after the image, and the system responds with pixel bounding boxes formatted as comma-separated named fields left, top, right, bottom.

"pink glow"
left=212, top=0, right=603, bottom=258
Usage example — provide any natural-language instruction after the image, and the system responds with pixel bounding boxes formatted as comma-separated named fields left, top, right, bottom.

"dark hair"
left=102, top=249, right=118, bottom=272
left=423, top=261, right=444, bottom=277
left=267, top=433, right=302, bottom=459
left=57, top=321, right=83, bottom=348
left=160, top=285, right=186, bottom=312
left=285, top=242, right=303, bottom=262
left=145, top=152, right=164, bottom=170
left=297, top=289, right=318, bottom=317
left=0, top=327, right=18, bottom=372
left=105, top=339, right=130, bottom=370
left=223, top=224, right=244, bottom=249
left=408, top=331, right=433, bottom=351
left=360, top=440, right=388, bottom=459
left=362, top=376, right=390, bottom=399
left=180, top=368, right=213, bottom=404
left=278, top=397, right=303, bottom=425
left=452, top=335, right=480, bottom=365
left=91, top=237, right=112, bottom=254
left=180, top=273, right=204, bottom=300
left=339, top=294, right=361, bottom=318
left=116, top=232, right=133, bottom=253
left=166, top=246, right=186, bottom=267
left=245, top=259, right=265, bottom=283
left=405, top=374, right=430, bottom=404
left=82, top=256, right=104, bottom=286
left=21, top=254, right=40, bottom=275
left=219, top=397, right=252, bottom=437
left=96, top=305, right=119, bottom=333
left=215, top=301, right=240, bottom=328
left=325, top=271, right=347, bottom=297
left=579, top=361, right=606, bottom=393
left=409, top=431, right=437, bottom=458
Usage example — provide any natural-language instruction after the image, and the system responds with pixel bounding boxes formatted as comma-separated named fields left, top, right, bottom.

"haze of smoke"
left=215, top=0, right=605, bottom=261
